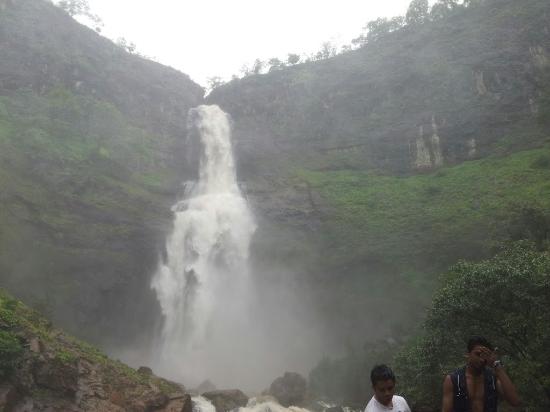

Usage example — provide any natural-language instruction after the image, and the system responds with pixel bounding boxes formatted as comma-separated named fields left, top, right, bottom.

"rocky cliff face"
left=1, top=0, right=550, bottom=380
left=209, top=0, right=550, bottom=178
left=206, top=0, right=550, bottom=349
left=0, top=0, right=204, bottom=348
left=0, top=0, right=203, bottom=170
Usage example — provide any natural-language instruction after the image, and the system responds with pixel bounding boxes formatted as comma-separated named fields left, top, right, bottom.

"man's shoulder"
left=364, top=397, right=377, bottom=412
left=393, top=395, right=411, bottom=412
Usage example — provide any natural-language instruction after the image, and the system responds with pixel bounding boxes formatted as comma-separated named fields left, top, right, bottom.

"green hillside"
left=299, top=144, right=550, bottom=270
left=0, top=0, right=203, bottom=346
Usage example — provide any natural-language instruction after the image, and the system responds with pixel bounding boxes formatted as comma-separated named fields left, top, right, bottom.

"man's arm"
left=442, top=375, right=454, bottom=412
left=495, top=366, right=520, bottom=407
left=481, top=347, right=520, bottom=407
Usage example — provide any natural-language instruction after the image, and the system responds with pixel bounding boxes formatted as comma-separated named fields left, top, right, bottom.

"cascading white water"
left=151, top=104, right=256, bottom=385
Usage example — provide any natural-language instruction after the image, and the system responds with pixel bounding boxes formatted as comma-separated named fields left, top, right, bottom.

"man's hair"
left=467, top=336, right=494, bottom=352
left=370, top=364, right=395, bottom=386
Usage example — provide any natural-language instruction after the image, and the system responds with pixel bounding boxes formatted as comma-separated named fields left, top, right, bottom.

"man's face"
left=373, top=379, right=395, bottom=406
left=467, top=345, right=489, bottom=370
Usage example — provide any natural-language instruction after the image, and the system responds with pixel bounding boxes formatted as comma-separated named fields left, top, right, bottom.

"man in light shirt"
left=364, top=365, right=411, bottom=412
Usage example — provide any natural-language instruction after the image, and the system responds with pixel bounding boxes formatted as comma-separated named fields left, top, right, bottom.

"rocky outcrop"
left=0, top=291, right=190, bottom=412
left=474, top=70, right=489, bottom=95
left=7, top=351, right=189, bottom=411
left=202, top=390, right=249, bottom=412
left=411, top=116, right=444, bottom=170
left=268, top=372, right=307, bottom=407
left=195, top=380, right=217, bottom=394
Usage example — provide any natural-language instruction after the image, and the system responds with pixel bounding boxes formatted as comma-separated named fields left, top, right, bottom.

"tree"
left=116, top=37, right=137, bottom=54
left=206, top=76, right=225, bottom=91
left=267, top=57, right=284, bottom=72
left=430, top=0, right=460, bottom=20
left=287, top=53, right=301, bottom=65
left=405, top=0, right=430, bottom=26
left=368, top=17, right=405, bottom=42
left=56, top=0, right=102, bottom=30
left=252, top=58, right=264, bottom=75
left=314, top=41, right=337, bottom=61
left=340, top=45, right=353, bottom=53
left=240, top=64, right=252, bottom=77
left=352, top=16, right=405, bottom=47
left=463, top=0, right=484, bottom=7
left=57, top=0, right=89, bottom=16
left=396, top=242, right=550, bottom=409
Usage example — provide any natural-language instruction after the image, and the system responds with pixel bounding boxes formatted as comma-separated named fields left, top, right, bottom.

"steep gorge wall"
left=209, top=0, right=550, bottom=178
left=0, top=0, right=204, bottom=347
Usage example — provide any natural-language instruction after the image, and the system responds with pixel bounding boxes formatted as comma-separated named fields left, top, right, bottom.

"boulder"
left=0, top=384, right=19, bottom=410
left=161, top=393, right=192, bottom=412
left=33, top=357, right=79, bottom=396
left=268, top=372, right=307, bottom=407
left=202, top=389, right=248, bottom=412
left=138, top=366, right=154, bottom=377
left=196, top=379, right=217, bottom=394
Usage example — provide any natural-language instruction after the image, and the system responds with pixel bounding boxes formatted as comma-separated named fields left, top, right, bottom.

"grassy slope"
left=292, top=140, right=550, bottom=343
left=299, top=143, right=550, bottom=269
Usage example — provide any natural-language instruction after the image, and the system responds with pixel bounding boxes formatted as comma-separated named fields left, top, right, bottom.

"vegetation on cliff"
left=0, top=288, right=190, bottom=410
left=397, top=241, right=550, bottom=410
left=0, top=0, right=203, bottom=347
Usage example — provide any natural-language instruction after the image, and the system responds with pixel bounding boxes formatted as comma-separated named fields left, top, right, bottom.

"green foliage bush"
left=396, top=241, right=550, bottom=410
left=300, top=145, right=550, bottom=271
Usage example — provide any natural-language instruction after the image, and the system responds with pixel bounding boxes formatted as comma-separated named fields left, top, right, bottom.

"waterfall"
left=151, top=104, right=256, bottom=386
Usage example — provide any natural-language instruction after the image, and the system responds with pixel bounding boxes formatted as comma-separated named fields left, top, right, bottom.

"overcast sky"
left=84, top=0, right=417, bottom=87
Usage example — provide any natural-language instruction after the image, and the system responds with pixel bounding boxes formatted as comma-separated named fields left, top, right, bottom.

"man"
left=365, top=364, right=411, bottom=412
left=442, top=336, right=520, bottom=412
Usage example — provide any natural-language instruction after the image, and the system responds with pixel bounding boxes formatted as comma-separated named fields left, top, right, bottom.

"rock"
left=0, top=384, right=19, bottom=410
left=109, top=391, right=126, bottom=408
left=29, top=337, right=43, bottom=353
left=144, top=392, right=170, bottom=411
left=161, top=393, right=192, bottom=412
left=325, top=406, right=344, bottom=412
left=182, top=394, right=193, bottom=412
left=268, top=372, right=307, bottom=407
left=202, top=390, right=249, bottom=412
left=138, top=366, right=154, bottom=376
left=76, top=359, right=107, bottom=403
left=196, top=379, right=217, bottom=394
left=33, top=357, right=79, bottom=395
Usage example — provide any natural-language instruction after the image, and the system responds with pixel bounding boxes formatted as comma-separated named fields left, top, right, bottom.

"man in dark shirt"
left=441, top=336, right=520, bottom=412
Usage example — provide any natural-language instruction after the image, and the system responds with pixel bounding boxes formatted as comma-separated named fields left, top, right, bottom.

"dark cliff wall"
left=207, top=0, right=550, bottom=349
left=0, top=0, right=203, bottom=169
left=0, top=0, right=204, bottom=347
left=209, top=0, right=550, bottom=177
